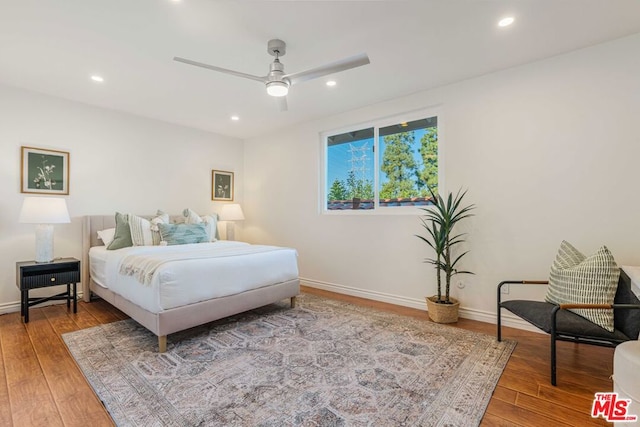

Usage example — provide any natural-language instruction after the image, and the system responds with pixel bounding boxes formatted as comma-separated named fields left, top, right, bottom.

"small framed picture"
left=212, top=170, right=234, bottom=201
left=21, top=146, right=70, bottom=195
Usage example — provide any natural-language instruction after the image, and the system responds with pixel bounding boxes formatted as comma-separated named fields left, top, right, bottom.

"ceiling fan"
left=174, top=39, right=370, bottom=111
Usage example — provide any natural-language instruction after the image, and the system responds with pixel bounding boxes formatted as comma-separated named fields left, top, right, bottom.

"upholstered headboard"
left=81, top=214, right=212, bottom=302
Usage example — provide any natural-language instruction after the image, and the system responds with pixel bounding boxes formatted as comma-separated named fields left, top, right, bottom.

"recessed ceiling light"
left=498, top=17, right=515, bottom=27
left=326, top=80, right=337, bottom=87
left=230, top=115, right=239, bottom=121
left=90, top=75, right=104, bottom=83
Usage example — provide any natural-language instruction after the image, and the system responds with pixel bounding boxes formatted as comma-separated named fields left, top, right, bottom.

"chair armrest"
left=559, top=303, right=640, bottom=310
left=559, top=303, right=611, bottom=310
left=497, top=280, right=550, bottom=307
left=498, top=280, right=548, bottom=293
left=499, top=280, right=549, bottom=287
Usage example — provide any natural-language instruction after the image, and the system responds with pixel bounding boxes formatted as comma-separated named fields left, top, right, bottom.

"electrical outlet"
left=501, top=284, right=509, bottom=294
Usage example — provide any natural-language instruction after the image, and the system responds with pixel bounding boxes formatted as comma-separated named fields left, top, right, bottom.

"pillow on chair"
left=545, top=240, right=620, bottom=332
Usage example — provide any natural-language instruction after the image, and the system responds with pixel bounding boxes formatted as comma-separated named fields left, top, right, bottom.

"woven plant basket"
left=426, top=296, right=460, bottom=323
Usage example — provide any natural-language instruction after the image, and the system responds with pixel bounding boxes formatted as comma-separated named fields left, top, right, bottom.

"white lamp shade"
left=219, top=204, right=245, bottom=221
left=19, top=197, right=70, bottom=224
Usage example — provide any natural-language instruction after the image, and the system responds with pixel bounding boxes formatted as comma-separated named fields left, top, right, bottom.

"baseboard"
left=0, top=300, right=20, bottom=316
left=457, top=306, right=544, bottom=334
left=301, top=277, right=427, bottom=309
left=300, top=277, right=544, bottom=334
left=0, top=291, right=85, bottom=316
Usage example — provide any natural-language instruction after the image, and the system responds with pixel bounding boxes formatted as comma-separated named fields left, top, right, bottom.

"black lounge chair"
left=497, top=269, right=640, bottom=385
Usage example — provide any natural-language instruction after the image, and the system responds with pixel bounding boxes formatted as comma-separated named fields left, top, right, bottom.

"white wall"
left=0, top=84, right=243, bottom=312
left=244, top=33, right=640, bottom=325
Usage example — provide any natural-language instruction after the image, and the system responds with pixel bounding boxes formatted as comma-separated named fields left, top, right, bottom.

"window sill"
left=322, top=205, right=433, bottom=216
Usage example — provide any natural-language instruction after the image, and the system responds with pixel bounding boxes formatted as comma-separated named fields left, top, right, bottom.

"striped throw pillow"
left=129, top=212, right=170, bottom=246
left=129, top=214, right=154, bottom=246
left=545, top=240, right=620, bottom=332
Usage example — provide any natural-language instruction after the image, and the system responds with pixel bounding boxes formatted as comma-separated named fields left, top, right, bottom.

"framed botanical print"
left=212, top=170, right=234, bottom=201
left=21, top=146, right=70, bottom=195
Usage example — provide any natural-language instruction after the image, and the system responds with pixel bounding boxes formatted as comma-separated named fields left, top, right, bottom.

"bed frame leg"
left=158, top=335, right=167, bottom=353
left=290, top=296, right=297, bottom=308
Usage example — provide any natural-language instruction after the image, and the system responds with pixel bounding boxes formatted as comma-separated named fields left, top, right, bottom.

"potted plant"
left=416, top=188, right=475, bottom=323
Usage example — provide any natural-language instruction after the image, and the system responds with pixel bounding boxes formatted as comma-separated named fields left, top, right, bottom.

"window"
left=326, top=127, right=375, bottom=210
left=323, top=112, right=439, bottom=211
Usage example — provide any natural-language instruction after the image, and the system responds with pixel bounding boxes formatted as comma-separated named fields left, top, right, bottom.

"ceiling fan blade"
left=173, top=57, right=266, bottom=83
left=284, top=53, right=370, bottom=85
left=276, top=96, right=288, bottom=112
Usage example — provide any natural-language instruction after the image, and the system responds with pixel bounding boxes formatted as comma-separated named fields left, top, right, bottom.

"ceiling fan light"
left=498, top=16, right=514, bottom=27
left=266, top=81, right=289, bottom=97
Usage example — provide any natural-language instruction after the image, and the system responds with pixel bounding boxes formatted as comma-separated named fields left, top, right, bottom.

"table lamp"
left=19, top=197, right=71, bottom=263
left=219, top=204, right=245, bottom=241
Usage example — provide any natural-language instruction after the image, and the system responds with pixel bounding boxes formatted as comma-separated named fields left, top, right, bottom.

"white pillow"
left=97, top=228, right=116, bottom=247
left=150, top=210, right=170, bottom=245
left=183, top=208, right=218, bottom=242
left=183, top=208, right=202, bottom=224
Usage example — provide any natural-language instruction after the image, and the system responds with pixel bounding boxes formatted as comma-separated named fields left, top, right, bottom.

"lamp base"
left=226, top=222, right=236, bottom=241
left=35, top=224, right=54, bottom=263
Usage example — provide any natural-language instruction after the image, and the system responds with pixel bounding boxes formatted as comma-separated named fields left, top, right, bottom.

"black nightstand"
left=16, top=258, right=80, bottom=323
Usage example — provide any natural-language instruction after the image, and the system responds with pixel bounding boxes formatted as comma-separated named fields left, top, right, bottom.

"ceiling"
left=2, top=1, right=640, bottom=140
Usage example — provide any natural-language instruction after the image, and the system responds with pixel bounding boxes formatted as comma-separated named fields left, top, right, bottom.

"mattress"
left=89, top=241, right=299, bottom=313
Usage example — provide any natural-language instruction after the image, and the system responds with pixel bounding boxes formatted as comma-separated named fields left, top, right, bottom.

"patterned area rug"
left=63, top=294, right=515, bottom=426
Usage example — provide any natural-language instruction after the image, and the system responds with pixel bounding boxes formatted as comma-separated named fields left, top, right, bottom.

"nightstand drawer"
left=22, top=270, right=80, bottom=289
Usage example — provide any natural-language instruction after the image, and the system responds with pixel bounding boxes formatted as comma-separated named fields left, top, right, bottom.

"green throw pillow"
left=107, top=212, right=133, bottom=250
left=158, top=223, right=208, bottom=245
left=545, top=240, right=620, bottom=332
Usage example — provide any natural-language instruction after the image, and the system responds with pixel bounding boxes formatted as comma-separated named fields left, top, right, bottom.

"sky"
left=326, top=129, right=429, bottom=190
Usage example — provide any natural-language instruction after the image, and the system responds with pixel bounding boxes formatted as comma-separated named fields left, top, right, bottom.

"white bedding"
left=89, top=241, right=299, bottom=313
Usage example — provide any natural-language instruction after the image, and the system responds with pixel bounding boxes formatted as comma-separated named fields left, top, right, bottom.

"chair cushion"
left=501, top=300, right=630, bottom=343
left=545, top=240, right=620, bottom=332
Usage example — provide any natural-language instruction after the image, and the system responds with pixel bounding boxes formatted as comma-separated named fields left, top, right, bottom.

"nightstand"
left=16, top=258, right=80, bottom=323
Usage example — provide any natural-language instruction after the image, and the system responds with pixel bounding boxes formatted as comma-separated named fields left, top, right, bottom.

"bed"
left=81, top=214, right=300, bottom=352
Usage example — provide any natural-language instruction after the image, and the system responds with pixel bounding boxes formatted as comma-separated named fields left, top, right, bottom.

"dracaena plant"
left=416, top=187, right=475, bottom=304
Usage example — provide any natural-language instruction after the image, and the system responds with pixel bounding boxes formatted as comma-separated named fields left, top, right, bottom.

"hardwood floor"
left=0, top=287, right=613, bottom=426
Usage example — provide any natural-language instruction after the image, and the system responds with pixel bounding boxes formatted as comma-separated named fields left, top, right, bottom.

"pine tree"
left=380, top=132, right=418, bottom=199
left=328, top=178, right=347, bottom=201
left=417, top=127, right=438, bottom=195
